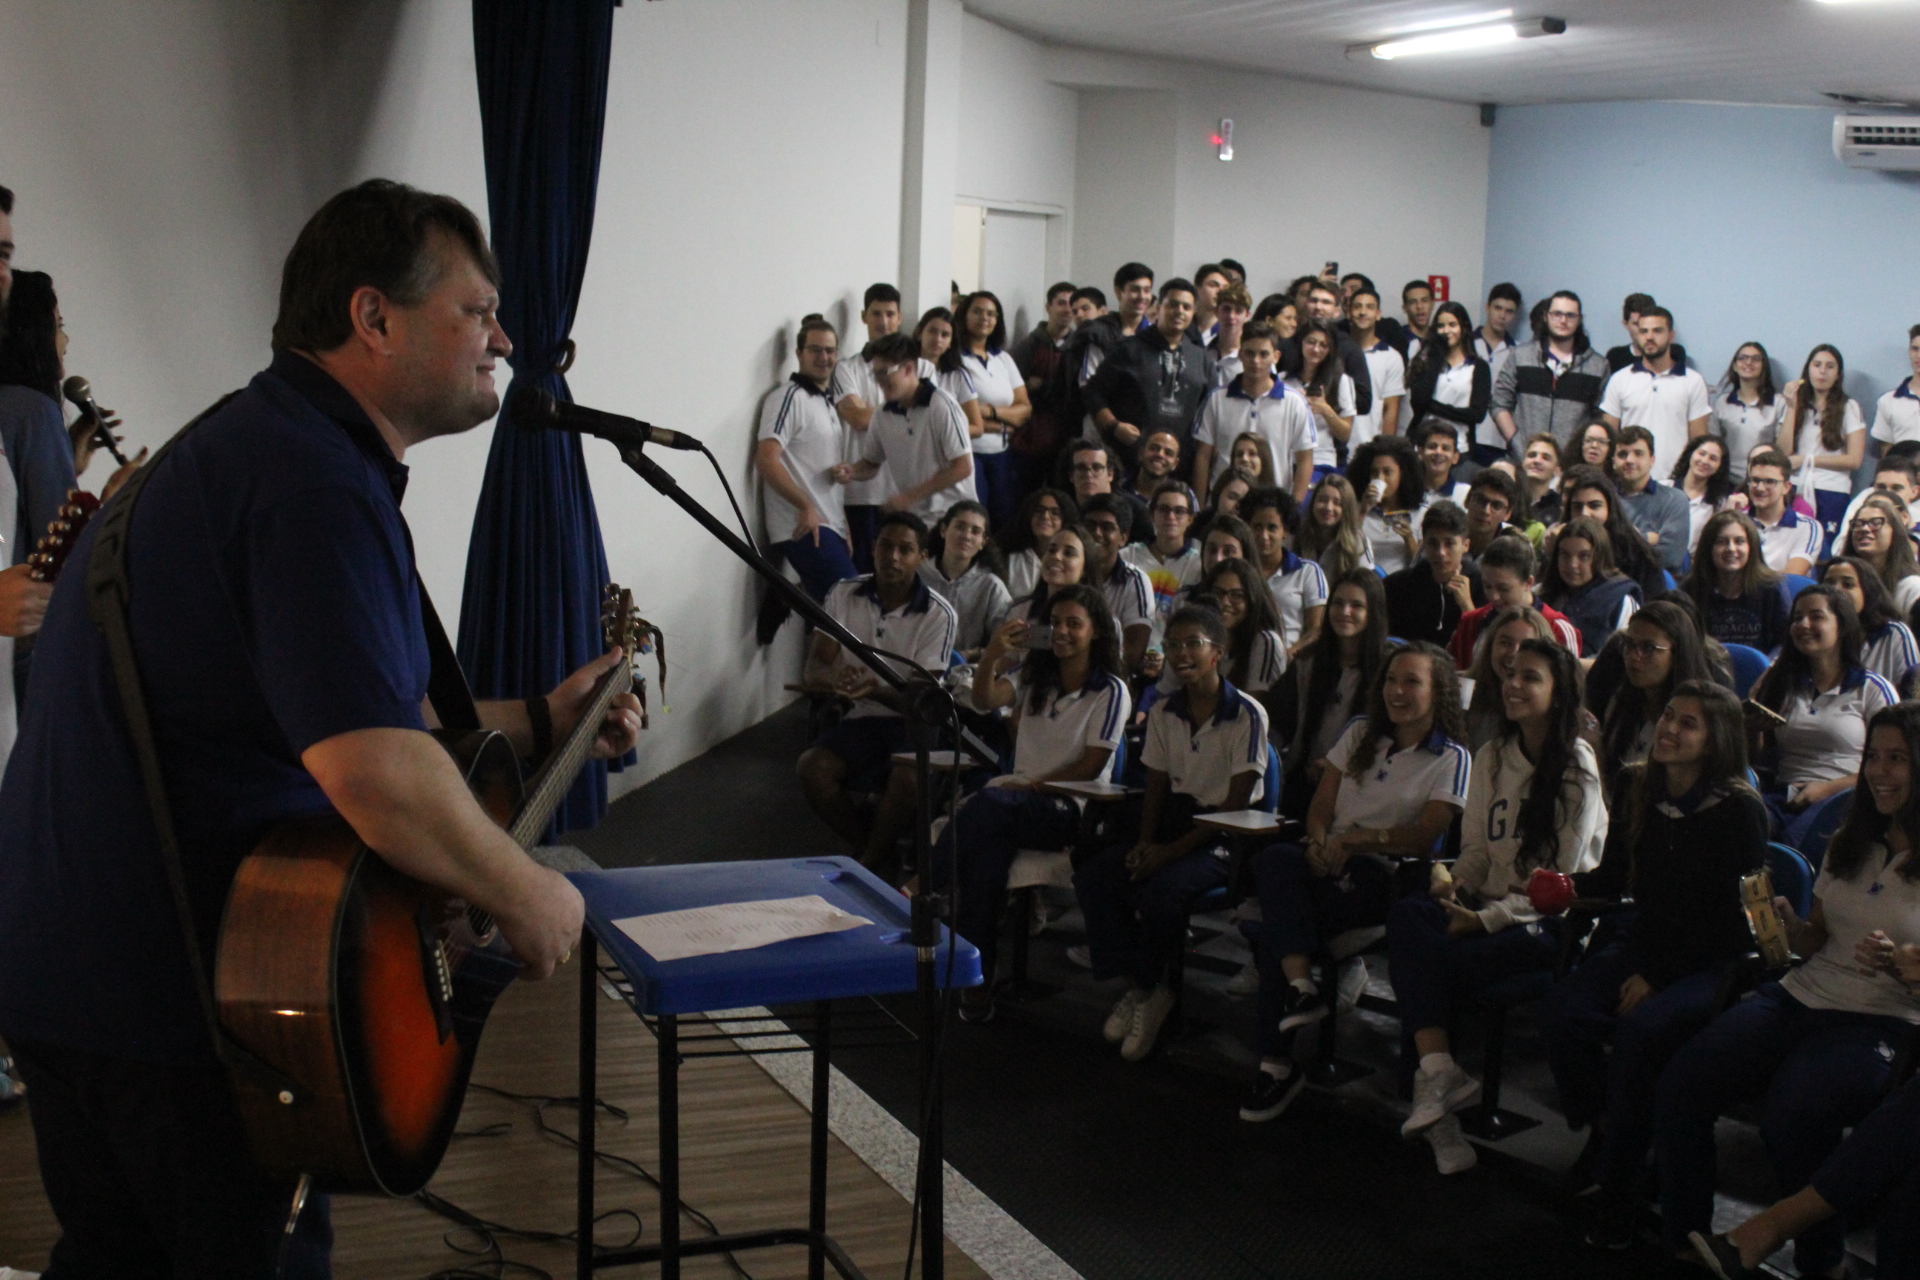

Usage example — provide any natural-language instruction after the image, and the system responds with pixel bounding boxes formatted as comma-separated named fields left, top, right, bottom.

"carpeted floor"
left=564, top=702, right=1799, bottom=1280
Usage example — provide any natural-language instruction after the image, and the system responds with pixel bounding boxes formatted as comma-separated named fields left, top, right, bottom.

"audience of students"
left=1680, top=509, right=1790, bottom=653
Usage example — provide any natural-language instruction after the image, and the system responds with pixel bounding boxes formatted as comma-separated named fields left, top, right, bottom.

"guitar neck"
left=506, top=664, right=631, bottom=850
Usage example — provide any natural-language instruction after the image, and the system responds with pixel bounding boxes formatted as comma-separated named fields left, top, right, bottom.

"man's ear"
left=348, top=285, right=392, bottom=350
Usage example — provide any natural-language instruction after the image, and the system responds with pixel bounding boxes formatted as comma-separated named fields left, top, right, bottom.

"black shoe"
left=957, top=988, right=996, bottom=1024
left=1582, top=1198, right=1635, bottom=1251
left=1276, top=985, right=1329, bottom=1033
left=1688, top=1231, right=1762, bottom=1279
left=1238, top=1068, right=1306, bottom=1122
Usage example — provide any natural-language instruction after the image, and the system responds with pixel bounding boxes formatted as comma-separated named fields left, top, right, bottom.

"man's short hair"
left=1638, top=305, right=1674, bottom=328
left=1468, top=467, right=1519, bottom=510
left=1306, top=279, right=1341, bottom=302
left=1622, top=292, right=1656, bottom=322
left=1340, top=272, right=1376, bottom=292
left=1216, top=283, right=1252, bottom=312
left=1194, top=262, right=1226, bottom=285
left=863, top=282, right=902, bottom=310
left=272, top=179, right=499, bottom=354
left=795, top=314, right=837, bottom=352
left=1114, top=262, right=1153, bottom=292
left=1045, top=280, right=1075, bottom=303
left=1159, top=276, right=1195, bottom=302
left=1241, top=486, right=1300, bottom=533
left=1909, top=322, right=1920, bottom=343
left=1411, top=417, right=1463, bottom=449
left=1166, top=603, right=1229, bottom=650
left=0, top=185, right=12, bottom=216
left=1349, top=287, right=1380, bottom=306
left=1071, top=285, right=1107, bottom=309
left=1240, top=321, right=1279, bottom=348
left=867, top=332, right=920, bottom=365
left=1487, top=282, right=1522, bottom=308
left=1079, top=493, right=1128, bottom=526
left=1748, top=449, right=1792, bottom=480
left=1886, top=440, right=1920, bottom=463
left=1878, top=456, right=1920, bottom=483
left=1421, top=500, right=1469, bottom=540
left=1617, top=424, right=1657, bottom=453
left=1150, top=479, right=1198, bottom=511
left=1479, top=534, right=1535, bottom=581
left=1218, top=258, right=1247, bottom=280
left=1402, top=279, right=1434, bottom=299
left=875, top=510, right=929, bottom=551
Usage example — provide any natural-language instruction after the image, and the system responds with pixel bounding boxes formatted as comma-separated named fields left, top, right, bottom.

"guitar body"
left=215, top=729, right=525, bottom=1195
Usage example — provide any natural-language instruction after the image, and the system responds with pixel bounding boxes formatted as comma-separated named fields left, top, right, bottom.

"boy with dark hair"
left=1469, top=283, right=1523, bottom=466
left=1743, top=449, right=1821, bottom=576
left=1447, top=535, right=1581, bottom=667
left=1611, top=423, right=1690, bottom=569
left=755, top=316, right=854, bottom=600
left=796, top=512, right=958, bottom=868
left=1062, top=438, right=1151, bottom=542
left=1209, top=282, right=1252, bottom=387
left=1218, top=258, right=1247, bottom=287
left=1841, top=450, right=1920, bottom=535
left=1490, top=288, right=1610, bottom=457
left=1345, top=287, right=1406, bottom=445
left=1399, top=279, right=1436, bottom=355
left=1084, top=277, right=1216, bottom=467
left=1008, top=281, right=1081, bottom=498
left=833, top=282, right=908, bottom=568
left=1462, top=468, right=1525, bottom=558
left=1600, top=306, right=1709, bottom=477
left=1411, top=418, right=1471, bottom=506
left=1384, top=500, right=1483, bottom=648
left=1243, top=486, right=1327, bottom=655
left=1080, top=493, right=1156, bottom=672
left=1192, top=320, right=1314, bottom=500
left=1076, top=603, right=1267, bottom=1061
left=834, top=333, right=976, bottom=521
left=1604, top=292, right=1688, bottom=373
left=1190, top=263, right=1229, bottom=344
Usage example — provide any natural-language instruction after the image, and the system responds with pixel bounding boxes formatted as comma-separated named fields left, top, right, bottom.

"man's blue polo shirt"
left=0, top=351, right=433, bottom=1065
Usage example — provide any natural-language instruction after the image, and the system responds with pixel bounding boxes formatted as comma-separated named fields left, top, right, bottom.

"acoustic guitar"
left=214, top=585, right=642, bottom=1195
left=26, top=488, right=102, bottom=583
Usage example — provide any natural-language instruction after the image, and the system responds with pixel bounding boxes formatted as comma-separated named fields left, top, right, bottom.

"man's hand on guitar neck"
left=0, top=565, right=52, bottom=638
left=469, top=647, right=645, bottom=762
left=304, top=726, right=585, bottom=979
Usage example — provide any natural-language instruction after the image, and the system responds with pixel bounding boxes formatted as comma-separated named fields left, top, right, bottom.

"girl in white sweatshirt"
left=1386, top=637, right=1608, bottom=1173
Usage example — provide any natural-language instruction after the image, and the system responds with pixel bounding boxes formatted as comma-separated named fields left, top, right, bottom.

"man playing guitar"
left=0, top=180, right=641, bottom=1277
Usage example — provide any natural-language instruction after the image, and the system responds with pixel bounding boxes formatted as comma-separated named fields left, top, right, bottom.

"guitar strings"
left=410, top=1081, right=757, bottom=1280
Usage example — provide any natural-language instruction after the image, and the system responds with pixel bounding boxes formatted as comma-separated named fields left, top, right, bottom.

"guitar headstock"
left=28, top=488, right=102, bottom=584
left=601, top=584, right=639, bottom=666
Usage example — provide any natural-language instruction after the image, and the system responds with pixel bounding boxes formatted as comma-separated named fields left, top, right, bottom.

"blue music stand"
left=568, top=856, right=982, bottom=1280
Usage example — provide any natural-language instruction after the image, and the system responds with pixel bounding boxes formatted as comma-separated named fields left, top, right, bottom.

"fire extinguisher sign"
left=1428, top=274, right=1450, bottom=301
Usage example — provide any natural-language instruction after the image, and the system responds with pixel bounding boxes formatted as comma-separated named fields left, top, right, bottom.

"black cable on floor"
left=425, top=1082, right=757, bottom=1280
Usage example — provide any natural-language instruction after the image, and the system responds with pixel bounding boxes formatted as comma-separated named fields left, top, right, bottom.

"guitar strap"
left=85, top=392, right=475, bottom=1097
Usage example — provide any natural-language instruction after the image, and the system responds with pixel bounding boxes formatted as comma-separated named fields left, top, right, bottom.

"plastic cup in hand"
left=1527, top=868, right=1576, bottom=917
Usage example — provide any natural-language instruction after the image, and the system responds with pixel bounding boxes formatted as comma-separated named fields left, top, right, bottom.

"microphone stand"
left=615, top=443, right=954, bottom=1279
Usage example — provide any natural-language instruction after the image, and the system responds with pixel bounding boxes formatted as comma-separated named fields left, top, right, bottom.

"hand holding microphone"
left=62, top=376, right=131, bottom=468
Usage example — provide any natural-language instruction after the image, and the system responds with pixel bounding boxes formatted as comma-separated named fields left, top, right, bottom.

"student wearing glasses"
left=1710, top=341, right=1784, bottom=482
left=1846, top=494, right=1920, bottom=617
left=1060, top=438, right=1151, bottom=543
left=1000, top=488, right=1078, bottom=601
left=1492, top=290, right=1611, bottom=459
left=1078, top=494, right=1156, bottom=674
left=1597, top=602, right=1718, bottom=776
left=755, top=316, right=856, bottom=602
left=1740, top=450, right=1821, bottom=577
left=1122, top=481, right=1203, bottom=648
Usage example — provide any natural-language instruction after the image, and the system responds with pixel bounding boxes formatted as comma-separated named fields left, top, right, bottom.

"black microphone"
left=61, top=375, right=131, bottom=466
left=506, top=384, right=703, bottom=451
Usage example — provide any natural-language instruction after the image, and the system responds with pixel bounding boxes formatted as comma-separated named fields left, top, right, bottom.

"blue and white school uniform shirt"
left=823, top=575, right=959, bottom=720
left=1266, top=550, right=1329, bottom=652
left=1599, top=360, right=1711, bottom=477
left=1863, top=620, right=1920, bottom=687
left=757, top=373, right=848, bottom=544
left=1790, top=397, right=1866, bottom=497
left=1773, top=666, right=1897, bottom=788
left=857, top=379, right=978, bottom=521
left=1754, top=506, right=1823, bottom=574
left=959, top=348, right=1021, bottom=457
left=1010, top=668, right=1131, bottom=783
left=1710, top=390, right=1785, bottom=481
left=1142, top=681, right=1270, bottom=809
left=1323, top=720, right=1471, bottom=851
left=1870, top=377, right=1920, bottom=449
left=1192, top=375, right=1316, bottom=491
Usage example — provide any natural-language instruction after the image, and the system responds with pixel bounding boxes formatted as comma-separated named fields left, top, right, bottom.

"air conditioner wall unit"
left=1834, top=114, right=1920, bottom=171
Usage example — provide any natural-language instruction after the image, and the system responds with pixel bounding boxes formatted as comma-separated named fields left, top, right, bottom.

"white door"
left=980, top=210, right=1049, bottom=338
left=951, top=204, right=985, bottom=298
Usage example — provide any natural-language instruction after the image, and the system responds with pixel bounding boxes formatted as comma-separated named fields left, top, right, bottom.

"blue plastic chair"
left=1376, top=565, right=1388, bottom=578
left=1724, top=644, right=1770, bottom=699
left=1767, top=842, right=1816, bottom=920
left=1784, top=787, right=1853, bottom=873
left=1783, top=573, right=1816, bottom=600
left=1660, top=568, right=1678, bottom=591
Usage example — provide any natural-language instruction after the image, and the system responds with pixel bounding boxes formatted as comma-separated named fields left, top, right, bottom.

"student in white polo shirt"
left=1782, top=343, right=1867, bottom=554
left=1345, top=287, right=1406, bottom=448
left=1743, top=450, right=1822, bottom=576
left=1411, top=419, right=1473, bottom=509
left=1077, top=604, right=1268, bottom=1061
left=1750, top=583, right=1896, bottom=833
left=1869, top=325, right=1920, bottom=449
left=1192, top=321, right=1316, bottom=502
left=1241, top=642, right=1470, bottom=1123
left=946, top=583, right=1131, bottom=1022
left=1711, top=341, right=1785, bottom=482
left=1208, top=282, right=1251, bottom=389
left=1079, top=493, right=1155, bottom=673
left=919, top=501, right=1013, bottom=656
left=796, top=513, right=960, bottom=871
left=1242, top=486, right=1327, bottom=656
left=1599, top=306, right=1710, bottom=477
left=1839, top=452, right=1920, bottom=545
left=755, top=315, right=856, bottom=602
left=957, top=290, right=1030, bottom=532
left=834, top=333, right=976, bottom=523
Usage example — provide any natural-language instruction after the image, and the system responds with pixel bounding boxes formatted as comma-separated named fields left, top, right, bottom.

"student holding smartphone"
left=947, top=585, right=1132, bottom=1024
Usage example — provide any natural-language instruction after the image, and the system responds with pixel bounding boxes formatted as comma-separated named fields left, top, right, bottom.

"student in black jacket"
left=1537, top=680, right=1766, bottom=1238
left=1084, top=277, right=1215, bottom=470
left=1384, top=500, right=1483, bottom=649
left=1407, top=301, right=1491, bottom=439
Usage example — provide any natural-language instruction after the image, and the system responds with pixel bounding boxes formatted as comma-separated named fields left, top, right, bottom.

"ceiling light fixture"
left=1385, top=8, right=1514, bottom=35
left=1353, top=16, right=1565, bottom=60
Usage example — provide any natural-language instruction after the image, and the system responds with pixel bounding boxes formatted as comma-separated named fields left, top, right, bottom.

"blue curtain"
left=461, top=0, right=620, bottom=834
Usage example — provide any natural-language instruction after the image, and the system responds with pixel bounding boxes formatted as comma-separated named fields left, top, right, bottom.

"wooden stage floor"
left=0, top=956, right=986, bottom=1280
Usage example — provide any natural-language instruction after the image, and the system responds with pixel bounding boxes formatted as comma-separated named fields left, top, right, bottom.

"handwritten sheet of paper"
left=613, top=895, right=874, bottom=963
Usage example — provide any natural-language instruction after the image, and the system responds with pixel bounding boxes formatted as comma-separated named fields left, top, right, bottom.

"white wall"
left=1070, top=90, right=1179, bottom=286
left=955, top=12, right=1078, bottom=217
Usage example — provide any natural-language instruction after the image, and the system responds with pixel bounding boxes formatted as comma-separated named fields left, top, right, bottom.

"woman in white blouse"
left=1711, top=342, right=1785, bottom=483
left=1783, top=344, right=1867, bottom=556
left=1669, top=434, right=1733, bottom=559
left=958, top=291, right=1032, bottom=532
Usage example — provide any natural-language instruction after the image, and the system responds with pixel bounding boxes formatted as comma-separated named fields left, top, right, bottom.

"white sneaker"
left=1120, top=984, right=1177, bottom=1061
left=1, top=1269, right=45, bottom=1279
left=1402, top=1061, right=1481, bottom=1136
left=1066, top=943, right=1093, bottom=970
left=1425, top=1115, right=1478, bottom=1175
left=1102, top=988, right=1143, bottom=1043
left=1336, top=956, right=1369, bottom=1012
left=1224, top=962, right=1260, bottom=996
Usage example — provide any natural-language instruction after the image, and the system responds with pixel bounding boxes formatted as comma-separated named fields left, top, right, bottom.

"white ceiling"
left=965, top=0, right=1920, bottom=108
